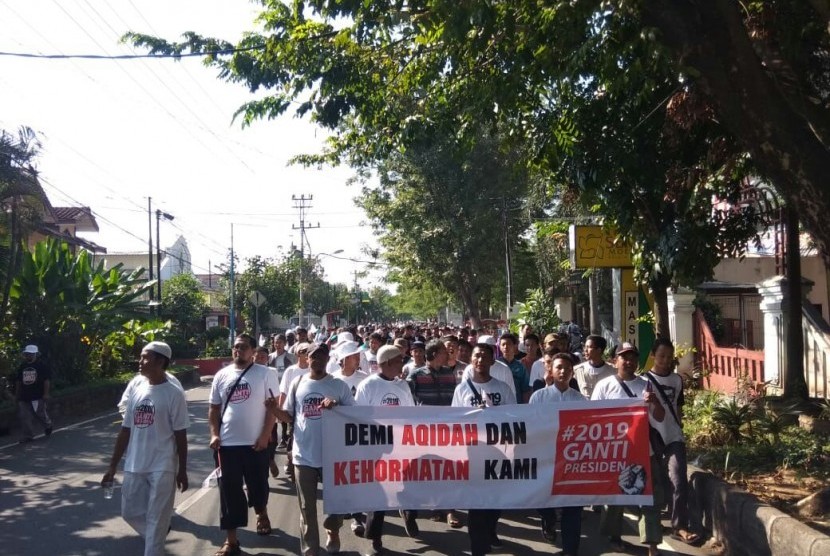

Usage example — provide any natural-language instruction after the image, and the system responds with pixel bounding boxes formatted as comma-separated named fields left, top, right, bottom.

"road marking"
left=0, top=384, right=210, bottom=452
left=0, top=411, right=122, bottom=451
left=175, top=480, right=215, bottom=515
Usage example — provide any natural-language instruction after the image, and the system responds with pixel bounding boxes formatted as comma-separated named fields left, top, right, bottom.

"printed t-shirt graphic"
left=133, top=398, right=156, bottom=428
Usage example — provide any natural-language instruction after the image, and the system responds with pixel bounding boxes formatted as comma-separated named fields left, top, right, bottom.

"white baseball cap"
left=23, top=345, right=39, bottom=354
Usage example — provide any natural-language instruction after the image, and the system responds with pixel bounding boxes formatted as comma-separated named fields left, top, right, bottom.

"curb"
left=688, top=464, right=830, bottom=555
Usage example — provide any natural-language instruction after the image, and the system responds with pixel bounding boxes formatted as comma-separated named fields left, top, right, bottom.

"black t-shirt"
left=16, top=359, right=51, bottom=401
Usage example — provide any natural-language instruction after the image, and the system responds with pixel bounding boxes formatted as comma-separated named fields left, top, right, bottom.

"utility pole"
left=155, top=209, right=174, bottom=304
left=229, top=224, right=236, bottom=344
left=292, top=195, right=320, bottom=328
left=147, top=197, right=154, bottom=309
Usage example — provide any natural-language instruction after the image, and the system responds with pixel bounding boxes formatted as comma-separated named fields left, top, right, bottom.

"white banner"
left=321, top=400, right=654, bottom=514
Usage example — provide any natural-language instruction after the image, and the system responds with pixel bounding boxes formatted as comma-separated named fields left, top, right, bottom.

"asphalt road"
left=0, top=383, right=716, bottom=556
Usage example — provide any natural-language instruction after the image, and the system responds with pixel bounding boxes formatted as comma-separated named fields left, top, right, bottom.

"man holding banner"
left=528, top=348, right=585, bottom=556
left=452, top=342, right=516, bottom=556
left=592, top=342, right=666, bottom=556
left=269, top=343, right=355, bottom=556
left=353, top=344, right=417, bottom=555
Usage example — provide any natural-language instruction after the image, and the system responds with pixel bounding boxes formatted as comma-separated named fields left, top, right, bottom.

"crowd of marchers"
left=94, top=321, right=702, bottom=556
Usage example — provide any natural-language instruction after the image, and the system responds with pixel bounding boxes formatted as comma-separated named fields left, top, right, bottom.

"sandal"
left=447, top=511, right=462, bottom=528
left=214, top=541, right=241, bottom=556
left=256, top=514, right=272, bottom=535
left=671, top=529, right=701, bottom=544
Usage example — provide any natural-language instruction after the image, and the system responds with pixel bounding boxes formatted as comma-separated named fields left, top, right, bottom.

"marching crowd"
left=99, top=322, right=701, bottom=556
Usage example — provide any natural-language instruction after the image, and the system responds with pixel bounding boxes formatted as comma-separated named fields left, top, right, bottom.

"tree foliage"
left=127, top=0, right=829, bottom=263
left=9, top=238, right=153, bottom=384
left=357, top=131, right=532, bottom=326
left=0, top=126, right=46, bottom=330
left=160, top=273, right=208, bottom=357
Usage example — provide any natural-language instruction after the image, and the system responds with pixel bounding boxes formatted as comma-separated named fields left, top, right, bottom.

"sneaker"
left=400, top=510, right=419, bottom=537
left=269, top=460, right=280, bottom=478
left=44, top=427, right=53, bottom=437
left=489, top=533, right=503, bottom=548
left=365, top=539, right=386, bottom=555
left=351, top=518, right=366, bottom=537
left=325, top=531, right=341, bottom=554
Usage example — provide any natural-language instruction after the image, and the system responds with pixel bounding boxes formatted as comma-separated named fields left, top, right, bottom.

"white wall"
left=713, top=255, right=829, bottom=322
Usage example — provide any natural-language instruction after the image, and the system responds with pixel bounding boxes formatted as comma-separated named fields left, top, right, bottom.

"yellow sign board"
left=569, top=225, right=633, bottom=269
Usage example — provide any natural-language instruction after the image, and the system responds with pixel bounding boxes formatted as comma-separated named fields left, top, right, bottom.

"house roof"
left=49, top=206, right=99, bottom=232
left=194, top=273, right=223, bottom=291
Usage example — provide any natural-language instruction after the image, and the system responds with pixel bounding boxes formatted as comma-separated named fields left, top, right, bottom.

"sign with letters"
left=322, top=401, right=653, bottom=513
left=569, top=225, right=633, bottom=269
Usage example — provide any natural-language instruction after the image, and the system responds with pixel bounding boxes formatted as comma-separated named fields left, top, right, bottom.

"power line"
left=0, top=45, right=262, bottom=59
left=49, top=1, right=256, bottom=174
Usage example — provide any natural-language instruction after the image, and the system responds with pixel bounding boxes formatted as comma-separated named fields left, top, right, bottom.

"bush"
left=204, top=326, right=231, bottom=357
left=685, top=390, right=830, bottom=480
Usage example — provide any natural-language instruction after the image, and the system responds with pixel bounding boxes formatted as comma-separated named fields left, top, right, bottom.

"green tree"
left=390, top=279, right=451, bottom=322
left=160, top=273, right=208, bottom=357
left=10, top=238, right=153, bottom=384
left=126, top=0, right=830, bottom=263
left=357, top=132, right=532, bottom=327
left=0, top=126, right=46, bottom=331
left=546, top=31, right=764, bottom=336
left=223, top=254, right=298, bottom=330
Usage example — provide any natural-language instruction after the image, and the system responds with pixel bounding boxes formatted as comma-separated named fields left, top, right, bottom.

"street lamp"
left=155, top=209, right=174, bottom=306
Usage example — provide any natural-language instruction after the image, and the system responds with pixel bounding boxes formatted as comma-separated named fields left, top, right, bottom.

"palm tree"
left=0, top=126, right=47, bottom=329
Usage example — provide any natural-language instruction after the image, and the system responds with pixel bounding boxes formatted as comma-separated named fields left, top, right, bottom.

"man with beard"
left=208, top=334, right=279, bottom=556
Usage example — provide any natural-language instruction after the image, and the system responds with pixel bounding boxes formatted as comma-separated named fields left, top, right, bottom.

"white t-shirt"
left=283, top=374, right=355, bottom=468
left=528, top=359, right=546, bottom=386
left=118, top=371, right=183, bottom=416
left=452, top=376, right=516, bottom=408
left=529, top=385, right=586, bottom=404
left=279, top=364, right=310, bottom=397
left=402, top=361, right=426, bottom=378
left=330, top=369, right=369, bottom=397
left=573, top=361, right=616, bottom=398
left=646, top=371, right=685, bottom=445
left=365, top=350, right=380, bottom=374
left=209, top=363, right=278, bottom=447
left=591, top=374, right=648, bottom=401
left=461, top=361, right=516, bottom=397
left=123, top=380, right=189, bottom=473
left=354, top=374, right=415, bottom=407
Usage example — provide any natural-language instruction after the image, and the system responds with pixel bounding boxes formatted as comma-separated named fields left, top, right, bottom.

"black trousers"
left=539, top=506, right=582, bottom=554
left=468, top=509, right=501, bottom=556
left=215, top=446, right=269, bottom=530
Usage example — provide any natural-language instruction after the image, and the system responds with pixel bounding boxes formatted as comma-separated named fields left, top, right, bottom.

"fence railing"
left=693, top=309, right=765, bottom=393
left=803, top=303, right=830, bottom=399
